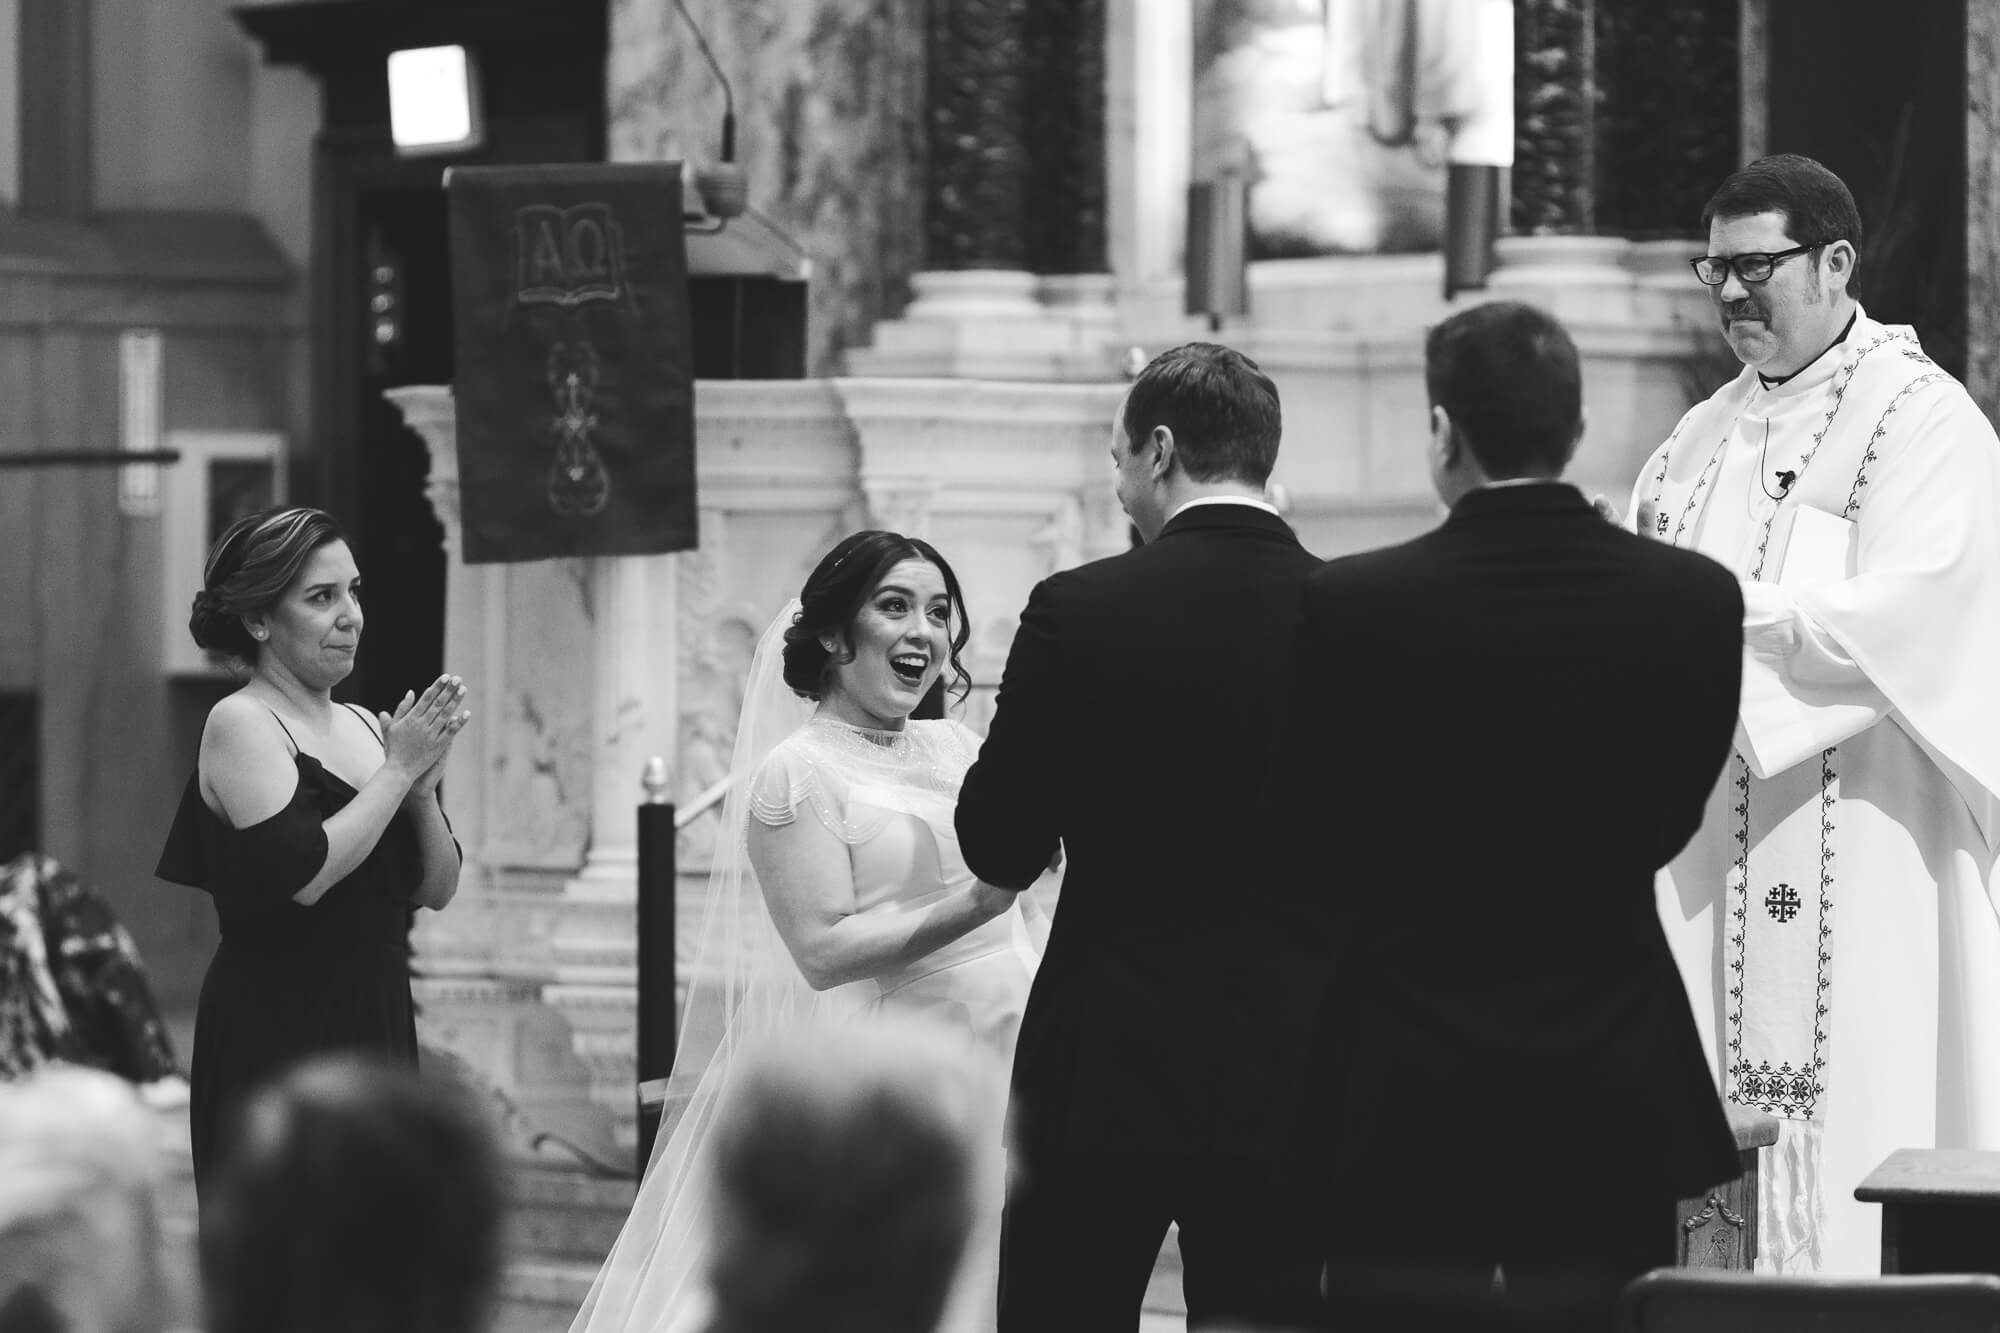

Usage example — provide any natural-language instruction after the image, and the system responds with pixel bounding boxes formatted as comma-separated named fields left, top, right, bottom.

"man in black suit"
left=956, top=343, right=1327, bottom=1330
left=1298, top=302, right=1744, bottom=1332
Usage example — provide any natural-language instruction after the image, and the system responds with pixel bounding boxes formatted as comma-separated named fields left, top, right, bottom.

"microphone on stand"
left=674, top=0, right=748, bottom=219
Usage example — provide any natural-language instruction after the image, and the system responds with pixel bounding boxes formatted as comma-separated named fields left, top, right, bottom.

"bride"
left=569, top=530, right=1048, bottom=1333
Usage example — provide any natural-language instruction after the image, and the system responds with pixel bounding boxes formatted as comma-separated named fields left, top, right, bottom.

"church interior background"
left=3, top=0, right=1998, bottom=1326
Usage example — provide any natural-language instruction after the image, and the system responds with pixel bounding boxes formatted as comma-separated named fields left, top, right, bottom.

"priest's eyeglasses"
left=1689, top=243, right=1825, bottom=286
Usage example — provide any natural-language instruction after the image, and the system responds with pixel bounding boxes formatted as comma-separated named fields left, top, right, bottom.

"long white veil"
left=568, top=598, right=868, bottom=1333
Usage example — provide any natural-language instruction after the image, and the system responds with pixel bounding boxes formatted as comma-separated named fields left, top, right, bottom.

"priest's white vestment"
left=1626, top=311, right=2000, bottom=1276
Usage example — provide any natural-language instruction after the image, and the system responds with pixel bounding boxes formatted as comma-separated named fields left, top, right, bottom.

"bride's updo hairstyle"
left=188, top=506, right=346, bottom=666
left=781, top=530, right=972, bottom=706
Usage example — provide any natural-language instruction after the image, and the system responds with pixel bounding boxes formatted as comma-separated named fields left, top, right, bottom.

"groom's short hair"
left=1425, top=301, right=1582, bottom=479
left=1122, top=342, right=1282, bottom=487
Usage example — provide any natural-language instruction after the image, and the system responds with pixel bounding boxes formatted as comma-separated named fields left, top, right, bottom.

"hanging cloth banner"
left=447, top=163, right=698, bottom=563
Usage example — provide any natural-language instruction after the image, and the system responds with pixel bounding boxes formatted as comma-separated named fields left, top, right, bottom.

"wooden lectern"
left=1855, top=1148, right=2000, bottom=1275
left=1675, top=1103, right=1780, bottom=1270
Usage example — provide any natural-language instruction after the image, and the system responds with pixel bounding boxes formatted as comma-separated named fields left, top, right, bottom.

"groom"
left=956, top=343, right=1326, bottom=1330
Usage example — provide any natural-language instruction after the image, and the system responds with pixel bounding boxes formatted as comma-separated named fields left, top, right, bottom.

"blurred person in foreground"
left=1299, top=301, right=1744, bottom=1331
left=0, top=852, right=183, bottom=1100
left=199, top=1053, right=505, bottom=1333
left=0, top=1066, right=173, bottom=1333
left=154, top=506, right=469, bottom=1199
left=699, top=1016, right=1001, bottom=1333
left=1630, top=152, right=2000, bottom=1274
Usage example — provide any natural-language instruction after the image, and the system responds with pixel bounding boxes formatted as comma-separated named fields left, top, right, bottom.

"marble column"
left=542, top=550, right=679, bottom=1156
left=385, top=386, right=495, bottom=976
left=1104, top=0, right=1191, bottom=291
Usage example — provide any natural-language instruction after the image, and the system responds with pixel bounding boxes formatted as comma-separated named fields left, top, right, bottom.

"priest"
left=1627, top=153, right=2000, bottom=1276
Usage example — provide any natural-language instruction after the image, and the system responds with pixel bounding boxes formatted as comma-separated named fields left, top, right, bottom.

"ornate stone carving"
left=1030, top=493, right=1085, bottom=575
left=486, top=690, right=592, bottom=868
left=539, top=982, right=641, bottom=1159
left=675, top=610, right=761, bottom=870
left=863, top=481, right=937, bottom=538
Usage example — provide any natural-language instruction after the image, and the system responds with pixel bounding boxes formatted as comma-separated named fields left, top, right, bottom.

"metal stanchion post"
left=635, top=756, right=677, bottom=1177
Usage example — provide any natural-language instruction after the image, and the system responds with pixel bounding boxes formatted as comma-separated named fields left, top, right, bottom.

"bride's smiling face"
left=822, top=559, right=952, bottom=730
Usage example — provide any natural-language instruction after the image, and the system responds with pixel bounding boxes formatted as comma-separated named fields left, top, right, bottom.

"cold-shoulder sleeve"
left=155, top=772, right=330, bottom=902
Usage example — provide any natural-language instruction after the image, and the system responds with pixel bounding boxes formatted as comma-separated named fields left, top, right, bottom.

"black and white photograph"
left=3, top=3, right=1999, bottom=1332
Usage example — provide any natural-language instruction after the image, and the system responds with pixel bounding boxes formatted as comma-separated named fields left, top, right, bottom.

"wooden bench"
left=1855, top=1148, right=2000, bottom=1275
left=1676, top=1103, right=1779, bottom=1270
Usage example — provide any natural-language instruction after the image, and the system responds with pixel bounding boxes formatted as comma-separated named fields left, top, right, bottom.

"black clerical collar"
left=1757, top=309, right=1859, bottom=389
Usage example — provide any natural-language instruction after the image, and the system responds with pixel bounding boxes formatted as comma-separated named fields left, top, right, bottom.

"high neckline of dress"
left=809, top=713, right=912, bottom=748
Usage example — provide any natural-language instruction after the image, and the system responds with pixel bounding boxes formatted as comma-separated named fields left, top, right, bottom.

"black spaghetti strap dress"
left=155, top=705, right=424, bottom=1196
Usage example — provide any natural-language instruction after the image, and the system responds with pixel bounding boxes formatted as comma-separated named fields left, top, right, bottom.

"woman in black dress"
left=155, top=506, right=469, bottom=1197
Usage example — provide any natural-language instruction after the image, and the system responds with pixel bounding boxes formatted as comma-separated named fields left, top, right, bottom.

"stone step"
left=507, top=1165, right=638, bottom=1263
left=496, top=1257, right=603, bottom=1333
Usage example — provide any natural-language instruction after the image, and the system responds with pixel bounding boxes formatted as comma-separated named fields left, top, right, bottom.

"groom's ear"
left=1149, top=426, right=1177, bottom=480
left=1428, top=405, right=1459, bottom=467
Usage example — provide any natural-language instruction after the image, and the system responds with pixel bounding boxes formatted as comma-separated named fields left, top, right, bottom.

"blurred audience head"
left=0, top=1066, right=168, bottom=1333
left=1115, top=342, right=1283, bottom=541
left=703, top=1016, right=1000, bottom=1333
left=199, top=1054, right=506, bottom=1333
left=1424, top=301, right=1584, bottom=507
left=188, top=506, right=347, bottom=668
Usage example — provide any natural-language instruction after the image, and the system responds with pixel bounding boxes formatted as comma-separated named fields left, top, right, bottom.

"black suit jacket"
left=957, top=504, right=1327, bottom=1169
left=1297, top=482, right=1744, bottom=1209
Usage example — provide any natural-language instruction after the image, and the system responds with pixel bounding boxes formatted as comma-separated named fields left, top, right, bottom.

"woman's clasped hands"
left=379, top=674, right=471, bottom=799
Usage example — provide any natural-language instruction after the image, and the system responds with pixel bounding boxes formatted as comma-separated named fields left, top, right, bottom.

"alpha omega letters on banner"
left=447, top=163, right=698, bottom=563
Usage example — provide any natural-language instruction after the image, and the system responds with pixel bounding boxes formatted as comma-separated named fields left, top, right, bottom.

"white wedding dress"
left=569, top=605, right=1040, bottom=1333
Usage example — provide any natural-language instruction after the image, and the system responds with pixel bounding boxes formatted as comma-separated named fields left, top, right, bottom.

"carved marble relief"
left=487, top=690, right=592, bottom=868
left=486, top=561, right=595, bottom=870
